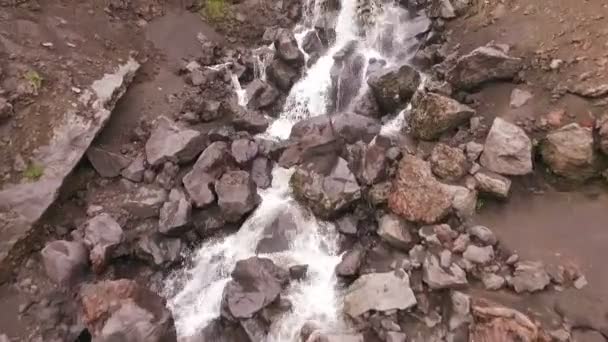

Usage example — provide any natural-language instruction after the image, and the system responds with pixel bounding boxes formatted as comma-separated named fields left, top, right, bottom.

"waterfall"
left=165, top=1, right=429, bottom=340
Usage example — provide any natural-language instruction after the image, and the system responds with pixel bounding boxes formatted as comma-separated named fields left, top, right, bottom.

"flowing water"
left=165, top=1, right=430, bottom=340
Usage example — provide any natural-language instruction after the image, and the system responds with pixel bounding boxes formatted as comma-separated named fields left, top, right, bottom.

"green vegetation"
left=25, top=70, right=44, bottom=92
left=203, top=0, right=227, bottom=20
left=23, top=163, right=44, bottom=181
left=476, top=198, right=485, bottom=211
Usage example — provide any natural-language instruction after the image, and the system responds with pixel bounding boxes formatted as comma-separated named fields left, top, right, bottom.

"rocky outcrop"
left=87, top=146, right=131, bottom=178
left=480, top=118, right=533, bottom=176
left=447, top=44, right=522, bottom=90
left=388, top=155, right=453, bottom=224
left=159, top=188, right=192, bottom=235
left=122, top=154, right=146, bottom=182
left=274, top=29, right=305, bottom=68
left=231, top=138, right=259, bottom=165
left=343, top=271, right=417, bottom=318
left=83, top=213, right=124, bottom=272
left=540, top=123, right=598, bottom=181
left=145, top=116, right=204, bottom=167
left=367, top=64, right=421, bottom=114
left=291, top=157, right=361, bottom=219
left=78, top=279, right=177, bottom=342
left=216, top=171, right=260, bottom=222
left=41, top=240, right=88, bottom=286
left=410, top=92, right=475, bottom=140
left=429, top=143, right=468, bottom=181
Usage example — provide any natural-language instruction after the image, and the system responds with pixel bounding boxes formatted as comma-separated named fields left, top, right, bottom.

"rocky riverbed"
left=0, top=0, right=608, bottom=341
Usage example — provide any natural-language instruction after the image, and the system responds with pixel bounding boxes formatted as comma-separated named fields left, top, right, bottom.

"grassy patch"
left=23, top=164, right=44, bottom=181
left=202, top=0, right=227, bottom=20
left=475, top=198, right=485, bottom=211
left=25, top=70, right=44, bottom=92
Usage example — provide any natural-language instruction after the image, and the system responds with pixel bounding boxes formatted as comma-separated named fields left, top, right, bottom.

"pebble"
left=550, top=59, right=564, bottom=70
left=573, top=275, right=588, bottom=289
left=482, top=273, right=505, bottom=290
left=506, top=254, right=519, bottom=265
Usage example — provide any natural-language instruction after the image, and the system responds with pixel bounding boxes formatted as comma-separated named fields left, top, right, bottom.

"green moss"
left=23, top=164, right=44, bottom=181
left=202, top=0, right=227, bottom=20
left=25, top=70, right=44, bottom=92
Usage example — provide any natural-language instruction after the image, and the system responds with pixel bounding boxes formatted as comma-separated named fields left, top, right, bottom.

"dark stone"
left=336, top=248, right=364, bottom=277
left=41, top=240, right=88, bottom=286
left=267, top=59, right=299, bottom=92
left=274, top=29, right=305, bottom=68
left=368, top=64, right=421, bottom=114
left=216, top=171, right=261, bottom=222
left=251, top=157, right=273, bottom=189
left=289, top=265, right=308, bottom=280
left=246, top=79, right=281, bottom=109
left=136, top=233, right=183, bottom=267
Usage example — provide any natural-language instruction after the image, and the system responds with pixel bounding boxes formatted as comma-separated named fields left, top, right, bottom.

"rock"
left=136, top=233, right=182, bottom=267
left=452, top=234, right=470, bottom=253
left=246, top=79, right=280, bottom=109
left=359, top=141, right=389, bottom=185
left=290, top=157, right=361, bottom=219
left=86, top=146, right=131, bottom=178
left=410, top=92, right=475, bottom=140
left=470, top=298, right=542, bottom=342
left=446, top=185, right=477, bottom=220
left=155, top=161, right=179, bottom=190
left=231, top=139, right=259, bottom=165
left=302, top=30, right=324, bottom=55
left=256, top=212, right=298, bottom=254
left=216, top=171, right=260, bottom=222
left=388, top=156, right=453, bottom=224
left=79, top=279, right=176, bottom=342
left=183, top=142, right=234, bottom=208
left=474, top=169, right=511, bottom=199
left=571, top=330, right=605, bottom=342
left=0, top=97, right=14, bottom=121
left=447, top=44, right=522, bottom=90
left=307, top=333, right=365, bottom=342
left=121, top=154, right=146, bottom=182
left=509, top=261, right=551, bottom=293
left=540, top=123, right=597, bottom=181
left=251, top=157, right=273, bottom=189
left=192, top=206, right=228, bottom=237
left=233, top=111, right=270, bottom=134
left=467, top=225, right=497, bottom=246
left=465, top=142, right=484, bottom=162
left=267, top=59, right=299, bottom=91
left=481, top=273, right=505, bottom=290
left=449, top=291, right=472, bottom=331
left=123, top=185, right=167, bottom=218
left=41, top=240, right=88, bottom=286
left=367, top=64, right=421, bottom=114
left=369, top=181, right=391, bottom=206
left=221, top=257, right=289, bottom=319
left=597, top=115, right=608, bottom=155
left=159, top=188, right=192, bottom=235
left=83, top=213, right=124, bottom=272
left=377, top=214, right=416, bottom=251
left=385, top=332, right=407, bottom=342
left=336, top=248, right=364, bottom=277
left=463, top=245, right=494, bottom=265
left=430, top=143, right=468, bottom=181
left=509, top=88, right=533, bottom=108
left=145, top=116, right=204, bottom=167
left=480, top=118, right=533, bottom=175
left=430, top=0, right=456, bottom=19
left=289, top=265, right=308, bottom=280
left=343, top=271, right=417, bottom=318
left=574, top=275, right=588, bottom=290
left=423, top=254, right=468, bottom=289
left=323, top=113, right=383, bottom=144
left=336, top=215, right=358, bottom=235
left=274, top=29, right=304, bottom=67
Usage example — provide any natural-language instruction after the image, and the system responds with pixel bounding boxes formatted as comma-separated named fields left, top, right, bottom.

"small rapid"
left=165, top=1, right=430, bottom=340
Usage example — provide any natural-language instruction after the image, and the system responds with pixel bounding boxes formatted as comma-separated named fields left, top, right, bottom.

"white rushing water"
left=166, top=1, right=429, bottom=340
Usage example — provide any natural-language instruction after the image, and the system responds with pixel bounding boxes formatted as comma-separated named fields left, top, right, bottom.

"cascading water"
left=165, top=1, right=430, bottom=340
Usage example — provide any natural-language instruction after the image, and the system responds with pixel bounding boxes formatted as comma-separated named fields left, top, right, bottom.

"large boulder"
left=343, top=271, right=417, bottom=318
left=83, top=213, right=124, bottom=272
left=267, top=59, right=299, bottom=91
left=290, top=113, right=381, bottom=145
left=367, top=64, right=421, bottom=114
left=447, top=44, right=522, bottom=90
left=41, top=240, right=88, bottom=286
left=216, top=171, right=261, bottom=222
left=388, top=155, right=453, bottom=224
left=251, top=157, right=273, bottom=189
left=221, top=257, right=289, bottom=319
left=422, top=254, right=468, bottom=289
left=123, top=185, right=168, bottom=219
left=470, top=298, right=545, bottom=342
left=79, top=279, right=177, bottom=342
left=480, top=118, right=533, bottom=176
left=87, top=146, right=131, bottom=178
left=508, top=261, right=551, bottom=293
left=145, top=116, right=204, bottom=167
left=474, top=169, right=511, bottom=199
left=136, top=233, right=183, bottom=267
left=410, top=92, right=475, bottom=140
left=290, top=157, right=361, bottom=219
left=159, top=188, right=192, bottom=235
left=540, top=123, right=598, bottom=181
left=274, top=29, right=304, bottom=68
left=233, top=110, right=270, bottom=134
left=231, top=138, right=259, bottom=165
left=246, top=79, right=280, bottom=110
left=377, top=214, right=416, bottom=252
left=429, top=143, right=468, bottom=181
left=256, top=212, right=298, bottom=254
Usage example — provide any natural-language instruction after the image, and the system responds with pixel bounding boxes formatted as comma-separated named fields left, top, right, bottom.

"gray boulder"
left=246, top=79, right=280, bottom=109
left=121, top=154, right=146, bottom=182
left=290, top=113, right=380, bottom=145
left=422, top=254, right=468, bottom=289
left=145, top=116, right=204, bottom=167
left=430, top=143, right=468, bottom=181
left=367, top=64, right=421, bottom=114
left=87, top=146, right=131, bottom=178
left=83, top=213, right=124, bottom=272
left=267, top=59, right=299, bottom=91
left=468, top=225, right=497, bottom=245
left=509, top=261, right=551, bottom=293
left=410, top=92, right=475, bottom=140
left=231, top=139, right=259, bottom=165
left=290, top=157, right=361, bottom=219
left=233, top=110, right=270, bottom=134
left=482, top=273, right=505, bottom=290
left=123, top=185, right=168, bottom=218
left=216, top=171, right=260, bottom=222
left=159, top=188, right=192, bottom=235
left=343, top=271, right=417, bottom=318
left=41, top=240, right=88, bottom=286
left=335, top=248, right=364, bottom=277
left=474, top=169, right=511, bottom=199
left=251, top=157, right=273, bottom=189
left=540, top=123, right=597, bottom=181
left=463, top=245, right=494, bottom=265
left=449, top=291, right=472, bottom=331
left=377, top=214, right=416, bottom=251
left=447, top=44, right=522, bottom=90
left=136, top=233, right=182, bottom=267
left=480, top=118, right=533, bottom=175
left=465, top=141, right=484, bottom=162
left=274, top=29, right=304, bottom=67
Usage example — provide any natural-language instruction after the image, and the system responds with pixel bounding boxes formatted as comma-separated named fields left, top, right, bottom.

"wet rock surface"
left=410, top=92, right=475, bottom=140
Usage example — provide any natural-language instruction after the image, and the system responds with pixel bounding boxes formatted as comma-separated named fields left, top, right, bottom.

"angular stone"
left=410, top=92, right=475, bottom=140
left=41, top=240, right=88, bottom=286
left=231, top=139, right=258, bottom=165
left=87, top=146, right=131, bottom=178
left=447, top=44, right=522, bottom=90
left=246, top=79, right=280, bottom=109
left=159, top=188, right=192, bottom=235
left=481, top=273, right=505, bottom=290
left=274, top=29, right=304, bottom=67
left=0, top=97, right=14, bottom=121
left=83, top=213, right=124, bottom=272
left=423, top=254, right=468, bottom=289
left=145, top=116, right=204, bottom=167
left=336, top=248, right=364, bottom=277
left=290, top=157, right=361, bottom=219
left=233, top=111, right=270, bottom=134
left=267, top=59, right=299, bottom=91
left=216, top=171, right=260, bottom=222
left=343, top=271, right=417, bottom=318
left=377, top=214, right=416, bottom=252
left=367, top=64, right=421, bottom=114
left=463, top=245, right=494, bottom=265
left=470, top=298, right=541, bottom=342
left=430, top=143, right=468, bottom=181
left=123, top=185, right=168, bottom=219
left=474, top=169, right=511, bottom=199
left=509, top=261, right=551, bottom=293
left=251, top=157, right=273, bottom=189
left=510, top=88, right=533, bottom=108
left=136, top=233, right=182, bottom=267
left=465, top=141, right=484, bottom=162
left=388, top=156, right=453, bottom=224
left=335, top=215, right=358, bottom=235
left=480, top=118, right=533, bottom=175
left=449, top=291, right=472, bottom=331
left=541, top=123, right=597, bottom=181
left=289, top=264, right=308, bottom=280
left=183, top=142, right=234, bottom=208
left=468, top=225, right=497, bottom=246
left=446, top=185, right=478, bottom=220
left=121, top=154, right=146, bottom=182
